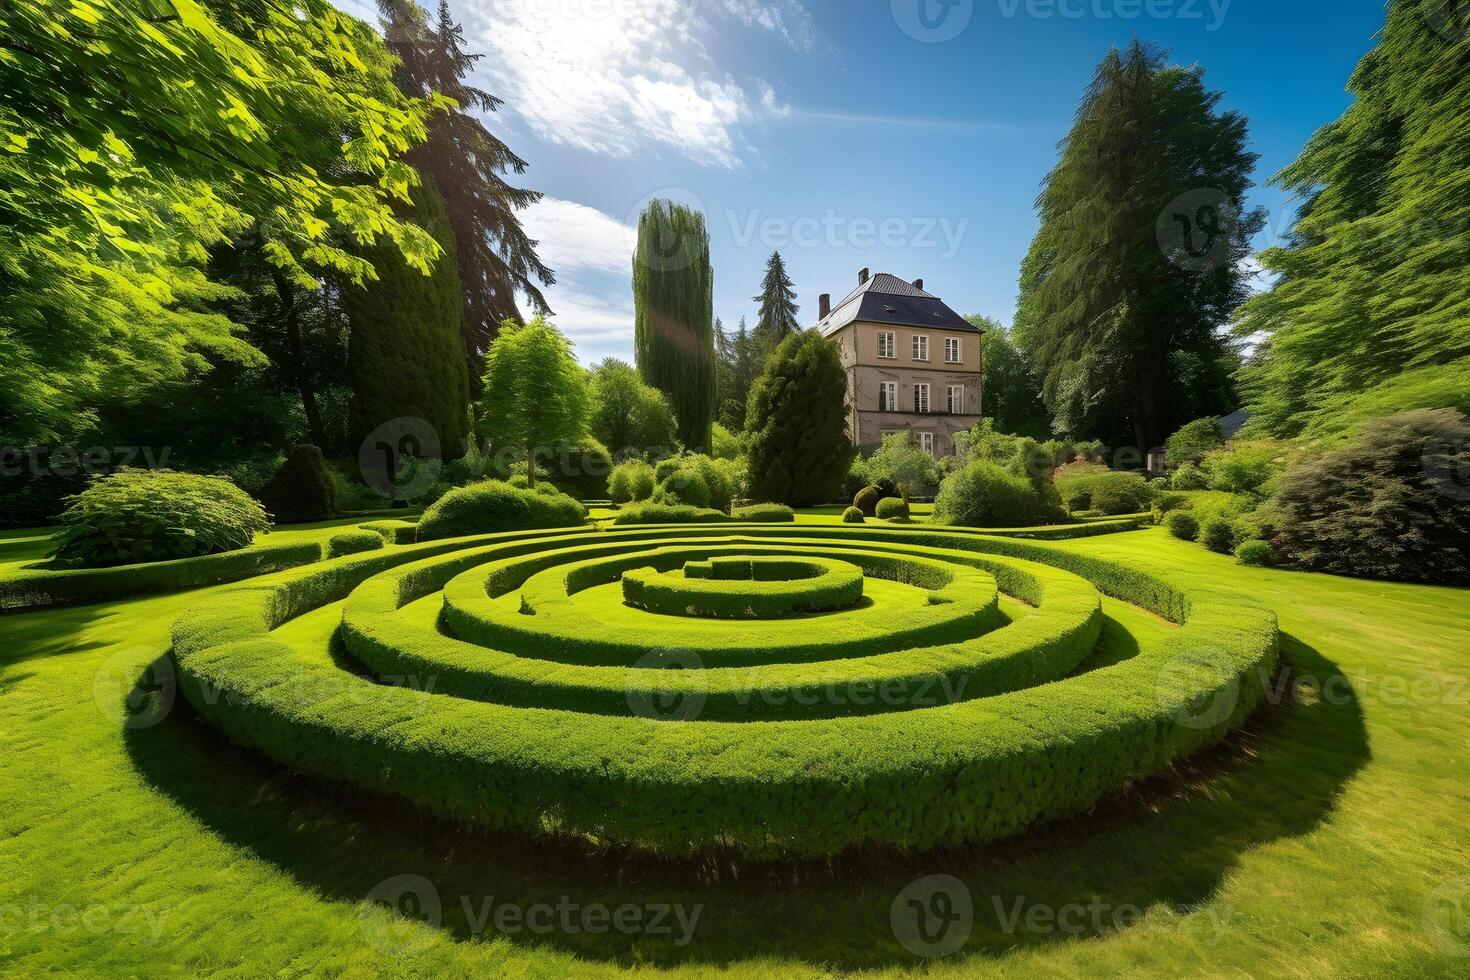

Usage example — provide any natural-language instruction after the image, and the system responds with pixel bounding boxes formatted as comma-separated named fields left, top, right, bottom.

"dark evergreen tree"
left=715, top=315, right=764, bottom=430
left=378, top=0, right=554, bottom=378
left=1236, top=1, right=1470, bottom=437
left=632, top=199, right=715, bottom=451
left=258, top=444, right=338, bottom=524
left=753, top=250, right=800, bottom=344
left=1013, top=39, right=1264, bottom=450
left=966, top=315, right=1051, bottom=439
left=745, top=331, right=855, bottom=506
left=345, top=177, right=471, bottom=461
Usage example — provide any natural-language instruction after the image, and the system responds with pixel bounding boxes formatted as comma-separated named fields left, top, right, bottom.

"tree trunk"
left=270, top=269, right=327, bottom=450
left=526, top=445, right=536, bottom=488
left=1132, top=359, right=1162, bottom=453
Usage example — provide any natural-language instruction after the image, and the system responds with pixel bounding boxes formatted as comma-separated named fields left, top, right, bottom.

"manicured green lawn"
left=0, top=522, right=1466, bottom=976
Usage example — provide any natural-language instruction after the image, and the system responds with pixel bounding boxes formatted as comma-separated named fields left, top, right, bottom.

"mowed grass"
left=0, top=522, right=1467, bottom=977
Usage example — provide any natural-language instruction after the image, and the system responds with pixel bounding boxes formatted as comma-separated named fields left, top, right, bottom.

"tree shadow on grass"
left=124, top=632, right=1366, bottom=970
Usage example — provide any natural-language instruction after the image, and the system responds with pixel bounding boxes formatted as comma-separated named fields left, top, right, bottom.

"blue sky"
left=340, top=0, right=1392, bottom=364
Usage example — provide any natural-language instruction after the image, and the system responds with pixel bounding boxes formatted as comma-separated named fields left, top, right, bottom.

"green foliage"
left=1166, top=417, right=1225, bottom=468
left=730, top=504, right=795, bottom=522
left=1203, top=441, right=1286, bottom=496
left=258, top=446, right=337, bottom=525
left=745, top=331, right=856, bottom=507
left=864, top=432, right=941, bottom=498
left=346, top=178, right=472, bottom=461
left=842, top=506, right=866, bottom=524
left=934, top=461, right=1069, bottom=528
left=1165, top=510, right=1199, bottom=541
left=623, top=556, right=861, bottom=619
left=416, top=480, right=586, bottom=540
left=1234, top=539, right=1276, bottom=567
left=358, top=520, right=418, bottom=544
left=1152, top=492, right=1188, bottom=522
left=0, top=0, right=439, bottom=445
left=52, top=470, right=269, bottom=568
left=545, top=440, right=612, bottom=500
left=588, top=358, right=678, bottom=457
left=608, top=503, right=730, bottom=525
left=477, top=316, right=590, bottom=486
left=1013, top=40, right=1262, bottom=448
left=714, top=316, right=766, bottom=432
left=967, top=316, right=1051, bottom=438
left=1089, top=473, right=1154, bottom=515
left=875, top=497, right=910, bottom=521
left=653, top=454, right=742, bottom=512
left=710, top=423, right=742, bottom=461
left=853, top=485, right=884, bottom=517
left=633, top=200, right=715, bottom=450
left=753, top=251, right=800, bottom=345
left=1235, top=3, right=1470, bottom=438
left=1171, top=463, right=1209, bottom=490
left=1272, top=409, right=1470, bottom=584
left=326, top=529, right=386, bottom=559
left=608, top=460, right=656, bottom=505
left=1199, top=518, right=1239, bottom=554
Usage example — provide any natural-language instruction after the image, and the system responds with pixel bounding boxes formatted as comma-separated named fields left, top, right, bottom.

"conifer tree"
left=745, top=331, right=855, bottom=506
left=753, top=251, right=800, bottom=344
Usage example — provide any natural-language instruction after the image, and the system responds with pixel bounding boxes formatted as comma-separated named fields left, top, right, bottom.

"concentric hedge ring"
left=171, top=523, right=1279, bottom=857
left=623, top=556, right=865, bottom=618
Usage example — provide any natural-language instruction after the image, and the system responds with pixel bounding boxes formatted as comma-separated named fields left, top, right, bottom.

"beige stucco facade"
left=828, top=320, right=983, bottom=457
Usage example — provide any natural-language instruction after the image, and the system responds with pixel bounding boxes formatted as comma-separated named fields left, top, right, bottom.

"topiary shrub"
left=608, top=503, right=730, bottom=525
left=1165, top=417, right=1224, bottom=469
left=842, top=506, right=865, bottom=524
left=326, top=529, right=386, bottom=559
left=52, top=469, right=270, bottom=568
left=731, top=503, right=795, bottom=522
left=1273, top=408, right=1470, bottom=584
left=1170, top=463, right=1209, bottom=491
left=875, top=496, right=910, bottom=521
left=933, top=461, right=1068, bottom=528
left=1151, top=492, right=1188, bottom=524
left=358, top=519, right=417, bottom=544
left=652, top=468, right=710, bottom=509
left=1090, top=472, right=1153, bottom=515
left=1203, top=441, right=1287, bottom=496
left=1234, top=539, right=1276, bottom=567
left=1199, top=517, right=1238, bottom=554
left=607, top=460, right=656, bottom=505
left=416, top=481, right=587, bottom=541
left=853, top=485, right=883, bottom=516
left=1165, top=510, right=1199, bottom=541
left=257, top=445, right=336, bottom=524
left=547, top=440, right=613, bottom=500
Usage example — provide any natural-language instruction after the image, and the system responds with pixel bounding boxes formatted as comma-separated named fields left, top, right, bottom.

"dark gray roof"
left=816, top=273, right=979, bottom=335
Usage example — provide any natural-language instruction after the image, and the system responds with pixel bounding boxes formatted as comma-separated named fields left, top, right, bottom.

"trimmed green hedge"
left=729, top=503, right=795, bottom=522
left=326, top=529, right=386, bottom=559
left=610, top=503, right=730, bottom=525
left=171, top=523, right=1277, bottom=856
left=357, top=519, right=418, bottom=544
left=417, top=481, right=587, bottom=541
left=622, top=556, right=864, bottom=618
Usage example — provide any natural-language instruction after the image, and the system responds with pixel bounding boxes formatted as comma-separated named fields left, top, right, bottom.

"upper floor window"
left=912, top=335, right=930, bottom=361
left=914, top=383, right=931, bottom=414
left=918, top=432, right=935, bottom=455
left=945, top=337, right=962, bottom=363
left=879, top=381, right=897, bottom=412
left=947, top=384, right=964, bottom=414
left=877, top=332, right=896, bottom=358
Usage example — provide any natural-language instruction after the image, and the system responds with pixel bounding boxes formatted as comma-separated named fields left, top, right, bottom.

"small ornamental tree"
left=257, top=445, right=337, bottom=524
left=478, top=317, right=590, bottom=488
left=865, top=432, right=940, bottom=499
left=588, top=358, right=678, bottom=457
left=1165, top=417, right=1225, bottom=469
left=744, top=331, right=855, bottom=506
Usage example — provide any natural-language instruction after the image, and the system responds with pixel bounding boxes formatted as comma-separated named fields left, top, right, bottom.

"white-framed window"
left=947, top=384, right=965, bottom=414
left=879, top=381, right=897, bottom=412
left=912, top=334, right=930, bottom=361
left=945, top=336, right=962, bottom=363
left=877, top=331, right=896, bottom=358
left=918, top=432, right=935, bottom=455
left=914, top=383, right=930, bottom=414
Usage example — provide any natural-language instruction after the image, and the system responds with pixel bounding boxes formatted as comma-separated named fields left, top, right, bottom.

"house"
left=815, top=269, right=983, bottom=457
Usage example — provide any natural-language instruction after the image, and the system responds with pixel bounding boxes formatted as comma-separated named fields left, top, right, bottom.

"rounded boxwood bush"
left=608, top=460, right=656, bottom=505
left=326, top=529, right=386, bottom=559
left=730, top=503, right=795, bottom=522
left=933, top=461, right=1066, bottom=528
left=1165, top=510, right=1199, bottom=541
left=417, top=481, right=587, bottom=541
left=1064, top=486, right=1092, bottom=512
left=853, top=485, right=883, bottom=517
left=1170, top=463, right=1209, bottom=491
left=1199, top=517, right=1238, bottom=554
left=842, top=506, right=865, bottom=524
left=53, top=469, right=269, bottom=567
left=1234, top=539, right=1276, bottom=567
left=875, top=496, right=910, bottom=521
left=1089, top=472, right=1153, bottom=515
left=257, top=445, right=337, bottom=525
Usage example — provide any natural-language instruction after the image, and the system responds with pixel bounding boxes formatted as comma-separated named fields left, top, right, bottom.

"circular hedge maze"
left=170, top=523, right=1279, bottom=858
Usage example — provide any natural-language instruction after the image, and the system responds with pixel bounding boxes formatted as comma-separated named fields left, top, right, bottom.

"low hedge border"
left=622, top=556, right=864, bottom=618
left=358, top=520, right=418, bottom=544
left=171, top=523, right=1277, bottom=857
left=326, top=529, right=387, bottom=559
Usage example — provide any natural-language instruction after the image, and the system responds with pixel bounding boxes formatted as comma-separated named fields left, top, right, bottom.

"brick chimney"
left=858, top=268, right=869, bottom=286
left=913, top=278, right=924, bottom=291
left=819, top=293, right=831, bottom=319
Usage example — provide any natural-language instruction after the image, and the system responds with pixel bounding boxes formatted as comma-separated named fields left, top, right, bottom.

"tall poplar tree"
left=1013, top=39, right=1263, bottom=450
left=1235, top=0, right=1470, bottom=437
left=378, top=0, right=554, bottom=378
left=632, top=199, right=715, bottom=451
left=753, top=251, right=800, bottom=344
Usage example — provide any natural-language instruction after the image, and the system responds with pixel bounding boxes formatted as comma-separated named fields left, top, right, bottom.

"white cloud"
left=521, top=197, right=634, bottom=274
left=462, top=0, right=803, bottom=168
left=519, top=196, right=637, bottom=359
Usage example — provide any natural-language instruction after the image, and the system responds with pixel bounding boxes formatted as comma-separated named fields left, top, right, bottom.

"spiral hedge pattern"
left=170, top=522, right=1278, bottom=857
